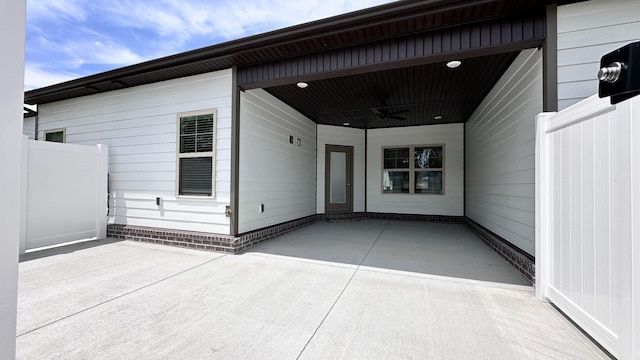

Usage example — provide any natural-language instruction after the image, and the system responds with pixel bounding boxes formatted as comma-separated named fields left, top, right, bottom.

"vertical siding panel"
left=541, top=95, right=638, bottom=356
left=560, top=132, right=572, bottom=294
left=581, top=119, right=596, bottom=316
left=594, top=114, right=612, bottom=328
left=551, top=133, right=564, bottom=289
left=569, top=125, right=583, bottom=305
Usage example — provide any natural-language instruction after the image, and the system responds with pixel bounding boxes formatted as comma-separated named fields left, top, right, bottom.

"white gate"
left=536, top=95, right=639, bottom=359
left=19, top=137, right=108, bottom=252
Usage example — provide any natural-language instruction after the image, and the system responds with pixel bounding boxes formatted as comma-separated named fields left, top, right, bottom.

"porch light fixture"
left=296, top=82, right=308, bottom=88
left=343, top=122, right=350, bottom=126
left=446, top=60, right=462, bottom=69
left=434, top=115, right=443, bottom=120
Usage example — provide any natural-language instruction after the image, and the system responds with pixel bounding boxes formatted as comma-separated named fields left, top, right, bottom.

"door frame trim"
left=325, top=144, right=354, bottom=212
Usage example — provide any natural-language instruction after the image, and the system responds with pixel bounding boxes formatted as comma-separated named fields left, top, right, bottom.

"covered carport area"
left=234, top=0, right=554, bottom=282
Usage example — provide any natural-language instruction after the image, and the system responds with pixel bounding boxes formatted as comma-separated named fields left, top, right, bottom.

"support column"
left=0, top=0, right=26, bottom=357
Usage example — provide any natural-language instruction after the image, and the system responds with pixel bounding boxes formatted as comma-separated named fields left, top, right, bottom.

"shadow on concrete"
left=19, top=238, right=123, bottom=263
left=244, top=220, right=530, bottom=286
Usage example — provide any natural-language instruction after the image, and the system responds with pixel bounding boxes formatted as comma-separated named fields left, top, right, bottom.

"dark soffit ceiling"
left=263, top=51, right=519, bottom=129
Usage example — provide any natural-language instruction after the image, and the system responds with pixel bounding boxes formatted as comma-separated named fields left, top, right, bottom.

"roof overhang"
left=25, top=0, right=552, bottom=105
left=24, top=0, right=566, bottom=128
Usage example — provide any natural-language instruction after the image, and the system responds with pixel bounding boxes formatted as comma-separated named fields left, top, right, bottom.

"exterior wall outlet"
left=259, top=203, right=264, bottom=213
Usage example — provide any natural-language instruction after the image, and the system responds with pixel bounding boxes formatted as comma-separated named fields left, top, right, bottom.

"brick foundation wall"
left=463, top=218, right=535, bottom=284
left=107, top=215, right=319, bottom=254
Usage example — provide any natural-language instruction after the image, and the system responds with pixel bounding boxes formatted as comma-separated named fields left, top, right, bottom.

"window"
left=45, top=129, right=65, bottom=143
left=382, top=145, right=444, bottom=194
left=177, top=111, right=216, bottom=197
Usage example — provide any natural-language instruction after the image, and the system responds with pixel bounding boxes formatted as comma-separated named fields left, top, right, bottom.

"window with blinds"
left=177, top=111, right=216, bottom=197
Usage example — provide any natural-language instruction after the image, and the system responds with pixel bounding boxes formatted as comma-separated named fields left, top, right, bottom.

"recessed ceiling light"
left=296, top=82, right=308, bottom=88
left=446, top=60, right=462, bottom=69
left=434, top=115, right=443, bottom=120
left=343, top=122, right=350, bottom=126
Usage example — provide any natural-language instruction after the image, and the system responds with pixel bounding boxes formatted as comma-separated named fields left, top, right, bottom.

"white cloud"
left=24, top=64, right=80, bottom=90
left=27, top=0, right=87, bottom=22
left=61, top=40, right=145, bottom=68
left=24, top=0, right=395, bottom=90
left=98, top=0, right=394, bottom=47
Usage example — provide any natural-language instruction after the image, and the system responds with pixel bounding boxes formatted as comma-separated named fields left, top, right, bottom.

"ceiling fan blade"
left=386, top=109, right=408, bottom=116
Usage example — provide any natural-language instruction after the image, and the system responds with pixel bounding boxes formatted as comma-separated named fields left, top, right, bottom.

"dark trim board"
left=238, top=14, right=546, bottom=89
left=543, top=4, right=558, bottom=112
left=230, top=67, right=241, bottom=236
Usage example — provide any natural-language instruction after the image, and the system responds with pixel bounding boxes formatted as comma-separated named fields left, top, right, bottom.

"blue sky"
left=25, top=0, right=395, bottom=90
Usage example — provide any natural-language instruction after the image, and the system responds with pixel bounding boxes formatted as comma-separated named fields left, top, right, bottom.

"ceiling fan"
left=371, top=107, right=408, bottom=121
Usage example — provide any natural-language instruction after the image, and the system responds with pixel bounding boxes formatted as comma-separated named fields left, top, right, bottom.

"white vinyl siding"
left=367, top=124, right=463, bottom=216
left=239, top=89, right=316, bottom=233
left=23, top=117, right=36, bottom=139
left=557, top=0, right=640, bottom=110
left=316, top=125, right=366, bottom=213
left=36, top=70, right=233, bottom=234
left=466, top=48, right=542, bottom=255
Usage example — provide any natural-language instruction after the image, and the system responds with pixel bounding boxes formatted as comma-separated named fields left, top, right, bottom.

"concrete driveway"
left=17, top=220, right=608, bottom=359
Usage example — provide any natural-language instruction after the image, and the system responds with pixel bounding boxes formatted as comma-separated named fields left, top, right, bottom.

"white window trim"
left=381, top=144, right=445, bottom=195
left=175, top=109, right=217, bottom=199
left=44, top=128, right=66, bottom=143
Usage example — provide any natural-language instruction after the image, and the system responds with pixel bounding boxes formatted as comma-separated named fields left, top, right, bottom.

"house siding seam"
left=556, top=0, right=640, bottom=110
left=238, top=89, right=317, bottom=233
left=36, top=70, right=233, bottom=235
left=465, top=48, right=543, bottom=256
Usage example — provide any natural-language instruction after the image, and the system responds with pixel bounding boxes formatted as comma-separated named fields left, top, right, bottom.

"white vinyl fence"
left=19, top=137, right=108, bottom=253
left=536, top=94, right=639, bottom=359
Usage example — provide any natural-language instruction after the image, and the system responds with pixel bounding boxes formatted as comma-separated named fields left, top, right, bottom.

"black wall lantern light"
left=598, top=41, right=640, bottom=105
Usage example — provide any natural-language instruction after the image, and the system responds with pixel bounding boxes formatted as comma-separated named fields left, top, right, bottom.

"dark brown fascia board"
left=23, top=107, right=37, bottom=118
left=23, top=0, right=533, bottom=104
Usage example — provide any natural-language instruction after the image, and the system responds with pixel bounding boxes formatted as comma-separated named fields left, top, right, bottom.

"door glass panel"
left=330, top=151, right=346, bottom=204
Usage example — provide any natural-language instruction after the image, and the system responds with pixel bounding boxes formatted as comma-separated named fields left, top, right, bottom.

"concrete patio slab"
left=17, top=239, right=222, bottom=337
left=298, top=268, right=606, bottom=359
left=16, top=220, right=609, bottom=359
